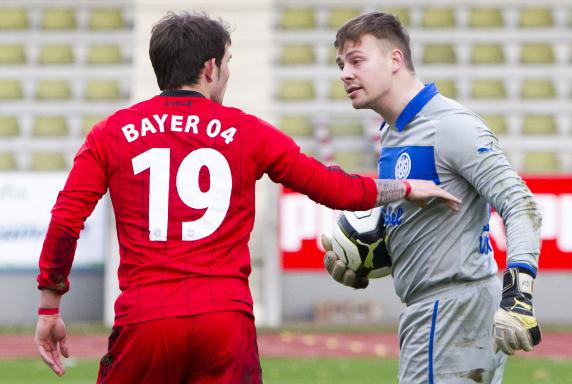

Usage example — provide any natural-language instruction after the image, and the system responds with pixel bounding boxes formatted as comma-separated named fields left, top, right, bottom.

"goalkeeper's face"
left=336, top=34, right=396, bottom=111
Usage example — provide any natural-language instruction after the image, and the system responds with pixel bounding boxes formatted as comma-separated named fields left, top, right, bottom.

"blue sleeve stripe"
left=507, top=263, right=537, bottom=278
left=428, top=299, right=439, bottom=384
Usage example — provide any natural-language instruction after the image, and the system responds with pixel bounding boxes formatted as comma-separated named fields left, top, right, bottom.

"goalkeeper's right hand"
left=321, top=234, right=369, bottom=289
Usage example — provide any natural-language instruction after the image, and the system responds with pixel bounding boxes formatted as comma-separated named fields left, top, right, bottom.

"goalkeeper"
left=324, top=11, right=542, bottom=383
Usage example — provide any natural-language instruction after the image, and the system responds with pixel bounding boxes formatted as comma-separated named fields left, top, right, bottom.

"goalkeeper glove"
left=321, top=234, right=369, bottom=289
left=493, top=266, right=541, bottom=355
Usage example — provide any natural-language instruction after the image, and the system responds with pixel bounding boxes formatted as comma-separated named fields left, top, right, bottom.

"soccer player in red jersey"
left=34, top=12, right=460, bottom=383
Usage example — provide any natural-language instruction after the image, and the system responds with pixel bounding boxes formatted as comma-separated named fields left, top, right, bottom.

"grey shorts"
left=398, top=276, right=507, bottom=384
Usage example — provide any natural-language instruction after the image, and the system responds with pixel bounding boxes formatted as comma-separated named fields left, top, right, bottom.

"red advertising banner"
left=279, top=176, right=572, bottom=271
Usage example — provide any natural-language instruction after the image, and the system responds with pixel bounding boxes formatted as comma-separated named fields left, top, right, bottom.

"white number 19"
left=132, top=148, right=232, bottom=241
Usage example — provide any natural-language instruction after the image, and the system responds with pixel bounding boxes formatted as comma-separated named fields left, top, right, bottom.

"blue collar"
left=395, top=83, right=439, bottom=132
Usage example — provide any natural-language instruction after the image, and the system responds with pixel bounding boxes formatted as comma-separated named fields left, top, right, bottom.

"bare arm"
left=35, top=289, right=68, bottom=377
left=375, top=179, right=461, bottom=210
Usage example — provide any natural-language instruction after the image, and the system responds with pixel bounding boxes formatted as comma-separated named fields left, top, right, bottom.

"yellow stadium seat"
left=327, top=8, right=360, bottom=29
left=30, top=152, right=68, bottom=171
left=279, top=116, right=313, bottom=136
left=471, top=80, right=506, bottom=99
left=41, top=8, right=76, bottom=30
left=0, top=80, right=24, bottom=100
left=422, top=8, right=455, bottom=28
left=0, top=153, right=17, bottom=170
left=0, top=116, right=19, bottom=136
left=36, top=80, right=72, bottom=100
left=278, top=44, right=316, bottom=65
left=329, top=118, right=362, bottom=137
left=0, top=44, right=26, bottom=64
left=522, top=115, right=557, bottom=135
left=470, top=44, right=505, bottom=65
left=334, top=150, right=373, bottom=172
left=33, top=116, right=69, bottom=136
left=383, top=8, right=411, bottom=27
left=523, top=152, right=560, bottom=173
left=521, top=79, right=556, bottom=99
left=329, top=80, right=347, bottom=100
left=277, top=80, right=315, bottom=101
left=279, top=8, right=316, bottom=29
left=82, top=115, right=105, bottom=135
left=84, top=80, right=122, bottom=100
left=0, top=8, right=29, bottom=30
left=469, top=8, right=503, bottom=28
left=519, top=8, right=554, bottom=28
left=433, top=80, right=457, bottom=98
left=520, top=43, right=555, bottom=64
left=423, top=44, right=456, bottom=64
left=87, top=44, right=124, bottom=65
left=481, top=115, right=508, bottom=135
left=38, top=44, right=74, bottom=65
left=89, top=8, right=126, bottom=30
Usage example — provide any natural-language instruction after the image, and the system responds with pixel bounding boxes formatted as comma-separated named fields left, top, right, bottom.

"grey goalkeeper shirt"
left=378, top=83, right=541, bottom=305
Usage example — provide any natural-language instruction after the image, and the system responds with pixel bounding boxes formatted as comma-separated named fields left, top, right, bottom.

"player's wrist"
left=38, top=307, right=60, bottom=316
left=401, top=180, right=411, bottom=198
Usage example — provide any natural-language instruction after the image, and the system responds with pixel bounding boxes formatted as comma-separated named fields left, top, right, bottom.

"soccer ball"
left=331, top=208, right=392, bottom=279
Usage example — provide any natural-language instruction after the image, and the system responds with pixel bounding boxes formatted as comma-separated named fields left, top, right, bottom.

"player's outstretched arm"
left=374, top=179, right=461, bottom=211
left=34, top=289, right=69, bottom=377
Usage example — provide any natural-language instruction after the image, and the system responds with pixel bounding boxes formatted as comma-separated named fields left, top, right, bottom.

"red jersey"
left=37, top=90, right=377, bottom=326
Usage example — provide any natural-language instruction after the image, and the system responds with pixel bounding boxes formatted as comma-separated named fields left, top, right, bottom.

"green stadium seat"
left=523, top=152, right=560, bottom=173
left=0, top=80, right=24, bottom=100
left=36, top=80, right=72, bottom=100
left=0, top=44, right=26, bottom=64
left=519, top=8, right=554, bottom=28
left=89, top=8, right=126, bottom=30
left=433, top=80, right=457, bottom=98
left=520, top=43, right=555, bottom=64
left=279, top=116, right=313, bottom=136
left=423, top=44, right=456, bottom=64
left=522, top=115, right=557, bottom=135
left=470, top=44, right=505, bottom=65
left=84, top=80, right=122, bottom=100
left=469, top=8, right=503, bottom=28
left=422, top=8, right=455, bottom=28
left=328, top=80, right=347, bottom=100
left=277, top=80, right=315, bottom=100
left=82, top=115, right=105, bottom=135
left=279, top=8, right=316, bottom=29
left=87, top=44, right=124, bottom=65
left=30, top=152, right=67, bottom=171
left=334, top=150, right=372, bottom=172
left=0, top=116, right=19, bottom=136
left=481, top=115, right=508, bottom=135
left=327, top=8, right=360, bottom=29
left=329, top=46, right=340, bottom=65
left=382, top=8, right=411, bottom=27
left=33, top=116, right=69, bottom=136
left=329, top=118, right=362, bottom=137
left=41, top=8, right=76, bottom=30
left=471, top=80, right=506, bottom=99
left=0, top=8, right=29, bottom=30
left=0, top=153, right=17, bottom=170
left=521, top=79, right=556, bottom=99
left=38, top=44, right=74, bottom=65
left=278, top=44, right=316, bottom=65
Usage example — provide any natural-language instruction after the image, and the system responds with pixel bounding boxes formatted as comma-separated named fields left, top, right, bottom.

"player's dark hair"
left=334, top=11, right=415, bottom=72
left=149, top=12, right=231, bottom=90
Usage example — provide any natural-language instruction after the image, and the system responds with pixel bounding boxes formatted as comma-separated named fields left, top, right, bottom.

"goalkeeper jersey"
left=378, top=83, right=541, bottom=305
left=37, top=90, right=377, bottom=326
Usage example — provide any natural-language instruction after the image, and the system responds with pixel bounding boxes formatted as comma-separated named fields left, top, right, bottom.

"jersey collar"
left=394, top=83, right=439, bottom=132
left=160, top=89, right=205, bottom=98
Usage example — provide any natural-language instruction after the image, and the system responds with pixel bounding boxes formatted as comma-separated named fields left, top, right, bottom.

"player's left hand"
left=493, top=267, right=541, bottom=355
left=322, top=234, right=369, bottom=289
left=35, top=313, right=69, bottom=376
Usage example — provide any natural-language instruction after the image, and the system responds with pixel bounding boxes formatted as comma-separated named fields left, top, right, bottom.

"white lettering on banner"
left=279, top=195, right=320, bottom=252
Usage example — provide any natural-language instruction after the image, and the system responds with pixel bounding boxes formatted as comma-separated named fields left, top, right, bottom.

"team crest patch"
left=395, top=153, right=411, bottom=180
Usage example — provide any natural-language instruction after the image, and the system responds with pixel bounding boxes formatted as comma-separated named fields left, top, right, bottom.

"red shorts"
left=97, top=311, right=261, bottom=384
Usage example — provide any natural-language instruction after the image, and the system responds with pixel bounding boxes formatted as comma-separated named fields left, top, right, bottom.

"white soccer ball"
left=331, top=208, right=392, bottom=279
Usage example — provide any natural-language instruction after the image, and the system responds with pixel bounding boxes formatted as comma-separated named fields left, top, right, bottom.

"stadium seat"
left=329, top=118, right=362, bottom=137
left=433, top=79, right=457, bottom=98
left=421, top=8, right=455, bottom=28
left=38, top=44, right=74, bottom=65
left=279, top=115, right=313, bottom=136
left=481, top=115, right=508, bottom=135
left=520, top=43, right=555, bottom=64
left=89, top=8, right=126, bottom=30
left=522, top=115, right=557, bottom=135
left=33, top=116, right=69, bottom=136
left=328, top=80, right=347, bottom=100
left=382, top=8, right=410, bottom=26
left=278, top=44, right=316, bottom=65
left=84, top=80, right=122, bottom=100
left=0, top=8, right=29, bottom=30
left=328, top=46, right=340, bottom=64
left=86, top=44, right=124, bottom=65
left=82, top=115, right=105, bottom=135
left=334, top=150, right=372, bottom=172
left=327, top=8, right=360, bottom=29
left=277, top=80, right=315, bottom=100
left=519, top=8, right=554, bottom=28
left=36, top=80, right=72, bottom=100
left=0, top=44, right=26, bottom=64
left=471, top=80, right=507, bottom=99
left=0, top=116, right=19, bottom=136
left=523, top=152, right=560, bottom=173
left=29, top=152, right=68, bottom=171
left=470, top=44, right=505, bottom=65
left=422, top=44, right=457, bottom=64
left=469, top=8, right=503, bottom=28
left=0, top=153, right=17, bottom=170
left=0, top=80, right=24, bottom=100
left=41, top=8, right=77, bottom=30
left=279, top=8, right=316, bottom=29
left=520, top=79, right=556, bottom=99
